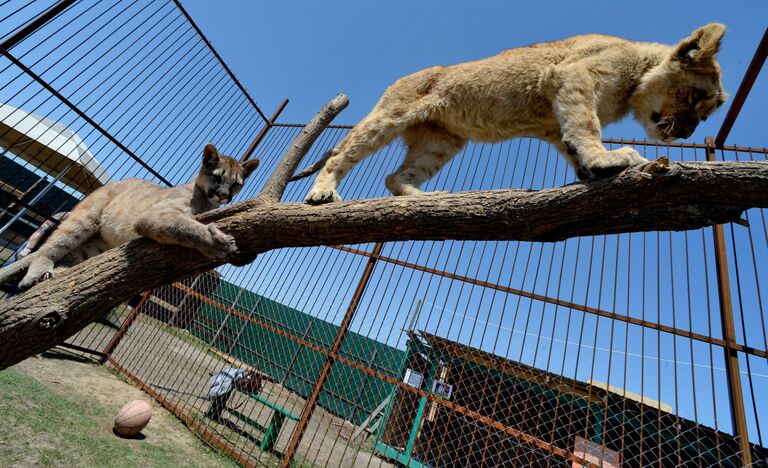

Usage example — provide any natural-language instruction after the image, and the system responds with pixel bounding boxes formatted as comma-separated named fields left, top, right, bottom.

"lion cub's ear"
left=241, top=159, right=260, bottom=178
left=203, top=143, right=221, bottom=170
left=674, top=23, right=726, bottom=66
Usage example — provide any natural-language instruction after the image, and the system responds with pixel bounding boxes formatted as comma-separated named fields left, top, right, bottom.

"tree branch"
left=203, top=157, right=768, bottom=248
left=260, top=93, right=348, bottom=202
left=1, top=111, right=767, bottom=369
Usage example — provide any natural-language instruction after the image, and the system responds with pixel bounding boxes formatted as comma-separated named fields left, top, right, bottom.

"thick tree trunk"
left=0, top=93, right=767, bottom=369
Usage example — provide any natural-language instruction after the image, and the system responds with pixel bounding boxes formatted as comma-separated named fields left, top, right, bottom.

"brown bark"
left=0, top=94, right=767, bottom=369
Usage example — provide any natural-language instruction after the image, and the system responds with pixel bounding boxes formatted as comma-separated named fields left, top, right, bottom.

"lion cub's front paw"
left=19, top=266, right=53, bottom=290
left=305, top=188, right=342, bottom=205
left=205, top=223, right=238, bottom=260
left=584, top=146, right=649, bottom=179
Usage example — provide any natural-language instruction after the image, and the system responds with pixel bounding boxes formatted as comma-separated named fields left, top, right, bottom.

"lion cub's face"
left=632, top=24, right=728, bottom=142
left=197, top=144, right=260, bottom=205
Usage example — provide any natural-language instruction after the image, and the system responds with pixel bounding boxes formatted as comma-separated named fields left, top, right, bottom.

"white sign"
left=403, top=369, right=423, bottom=388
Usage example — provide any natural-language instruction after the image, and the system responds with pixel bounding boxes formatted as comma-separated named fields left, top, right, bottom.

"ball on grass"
left=113, top=400, right=152, bottom=436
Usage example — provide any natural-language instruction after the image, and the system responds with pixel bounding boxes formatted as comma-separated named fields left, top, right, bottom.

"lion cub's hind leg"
left=385, top=123, right=466, bottom=196
left=19, top=196, right=106, bottom=289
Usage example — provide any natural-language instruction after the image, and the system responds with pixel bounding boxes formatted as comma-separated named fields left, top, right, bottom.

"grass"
left=0, top=367, right=237, bottom=468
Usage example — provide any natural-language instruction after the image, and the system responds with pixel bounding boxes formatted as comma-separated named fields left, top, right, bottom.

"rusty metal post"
left=705, top=136, right=752, bottom=466
left=715, top=27, right=768, bottom=148
left=280, top=242, right=385, bottom=466
left=240, top=99, right=289, bottom=162
left=99, top=290, right=152, bottom=364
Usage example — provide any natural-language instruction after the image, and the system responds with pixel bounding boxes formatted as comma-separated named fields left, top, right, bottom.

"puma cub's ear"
left=674, top=23, right=726, bottom=66
left=241, top=158, right=260, bottom=178
left=202, top=143, right=220, bottom=169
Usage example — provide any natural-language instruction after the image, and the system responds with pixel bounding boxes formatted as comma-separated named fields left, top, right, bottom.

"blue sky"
left=181, top=0, right=767, bottom=146
left=232, top=129, right=768, bottom=444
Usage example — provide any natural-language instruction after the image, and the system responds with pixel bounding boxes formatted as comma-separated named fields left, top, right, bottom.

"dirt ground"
left=106, top=314, right=395, bottom=467
left=2, top=351, right=237, bottom=467
left=20, top=308, right=396, bottom=467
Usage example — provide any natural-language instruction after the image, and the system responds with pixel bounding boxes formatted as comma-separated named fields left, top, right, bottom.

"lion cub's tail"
left=289, top=150, right=333, bottom=181
left=0, top=255, right=33, bottom=285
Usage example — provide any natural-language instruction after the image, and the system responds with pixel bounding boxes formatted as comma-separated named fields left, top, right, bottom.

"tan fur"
left=304, top=24, right=727, bottom=203
left=18, top=144, right=259, bottom=289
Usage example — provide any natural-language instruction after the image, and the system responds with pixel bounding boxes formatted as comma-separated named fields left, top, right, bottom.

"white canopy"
left=0, top=102, right=111, bottom=194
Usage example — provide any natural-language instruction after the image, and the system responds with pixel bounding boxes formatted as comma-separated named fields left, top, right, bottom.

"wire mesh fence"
left=1, top=1, right=767, bottom=467
left=104, top=125, right=768, bottom=467
left=0, top=0, right=268, bottom=357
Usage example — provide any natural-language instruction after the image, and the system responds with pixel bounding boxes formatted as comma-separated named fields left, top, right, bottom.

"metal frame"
left=161, top=281, right=607, bottom=467
left=280, top=242, right=385, bottom=465
left=715, top=27, right=768, bottom=148
left=0, top=0, right=77, bottom=51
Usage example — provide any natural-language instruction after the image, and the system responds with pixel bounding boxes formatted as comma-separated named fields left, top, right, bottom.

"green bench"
left=206, top=390, right=300, bottom=452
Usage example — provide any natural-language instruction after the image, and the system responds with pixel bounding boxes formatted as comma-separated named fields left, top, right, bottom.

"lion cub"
left=301, top=24, right=727, bottom=204
left=17, top=144, right=259, bottom=289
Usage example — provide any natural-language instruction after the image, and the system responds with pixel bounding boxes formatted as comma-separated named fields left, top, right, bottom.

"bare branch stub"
left=259, top=93, right=349, bottom=202
left=0, top=256, right=32, bottom=284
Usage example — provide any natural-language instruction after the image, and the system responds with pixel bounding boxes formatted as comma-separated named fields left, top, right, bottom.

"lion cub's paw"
left=585, top=147, right=649, bottom=179
left=305, top=188, right=342, bottom=205
left=18, top=261, right=54, bottom=290
left=205, top=223, right=239, bottom=260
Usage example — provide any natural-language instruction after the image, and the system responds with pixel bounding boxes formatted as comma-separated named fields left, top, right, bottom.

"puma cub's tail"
left=0, top=255, right=34, bottom=285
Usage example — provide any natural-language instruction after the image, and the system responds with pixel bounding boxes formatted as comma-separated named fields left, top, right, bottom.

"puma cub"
left=17, top=144, right=259, bottom=289
left=300, top=24, right=727, bottom=203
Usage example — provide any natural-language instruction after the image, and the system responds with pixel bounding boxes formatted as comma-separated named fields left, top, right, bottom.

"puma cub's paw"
left=582, top=147, right=649, bottom=180
left=18, top=261, right=54, bottom=290
left=305, top=188, right=342, bottom=205
left=206, top=223, right=238, bottom=260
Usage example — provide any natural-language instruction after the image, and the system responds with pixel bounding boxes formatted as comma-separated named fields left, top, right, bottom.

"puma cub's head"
left=197, top=143, right=260, bottom=205
left=632, top=23, right=728, bottom=142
